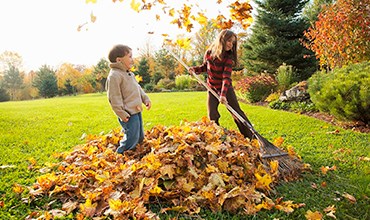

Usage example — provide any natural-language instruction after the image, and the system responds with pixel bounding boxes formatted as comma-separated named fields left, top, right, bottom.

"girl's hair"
left=208, top=29, right=238, bottom=66
left=108, top=44, right=132, bottom=63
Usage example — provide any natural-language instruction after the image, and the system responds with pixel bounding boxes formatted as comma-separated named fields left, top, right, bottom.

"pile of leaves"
left=23, top=117, right=305, bottom=219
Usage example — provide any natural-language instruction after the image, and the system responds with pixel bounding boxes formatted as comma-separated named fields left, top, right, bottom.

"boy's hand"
left=145, top=101, right=151, bottom=110
left=123, top=116, right=130, bottom=122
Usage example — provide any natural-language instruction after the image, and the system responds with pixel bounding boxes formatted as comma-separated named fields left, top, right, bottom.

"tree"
left=303, top=0, right=370, bottom=69
left=92, top=58, right=110, bottom=92
left=0, top=51, right=23, bottom=74
left=0, top=81, right=10, bottom=102
left=154, top=49, right=176, bottom=79
left=302, top=0, right=334, bottom=24
left=135, top=57, right=151, bottom=86
left=241, top=0, right=318, bottom=81
left=56, top=63, right=81, bottom=95
left=2, top=65, right=24, bottom=100
left=33, top=65, right=58, bottom=98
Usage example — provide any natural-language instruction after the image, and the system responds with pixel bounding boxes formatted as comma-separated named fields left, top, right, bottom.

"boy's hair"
left=208, top=29, right=238, bottom=66
left=108, top=44, right=132, bottom=63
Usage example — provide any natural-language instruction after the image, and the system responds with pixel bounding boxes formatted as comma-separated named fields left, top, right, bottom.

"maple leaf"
left=130, top=0, right=141, bottom=12
left=195, top=12, right=208, bottom=25
left=254, top=172, right=273, bottom=191
left=305, top=210, right=323, bottom=220
left=176, top=38, right=191, bottom=50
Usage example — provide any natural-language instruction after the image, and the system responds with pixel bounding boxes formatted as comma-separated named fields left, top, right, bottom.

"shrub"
left=308, top=61, right=370, bottom=123
left=155, top=78, right=176, bottom=91
left=276, top=63, right=296, bottom=92
left=143, top=83, right=155, bottom=92
left=235, top=74, right=277, bottom=103
left=175, top=75, right=193, bottom=90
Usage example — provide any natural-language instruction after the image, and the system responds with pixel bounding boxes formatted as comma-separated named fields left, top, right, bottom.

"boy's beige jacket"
left=105, top=62, right=150, bottom=120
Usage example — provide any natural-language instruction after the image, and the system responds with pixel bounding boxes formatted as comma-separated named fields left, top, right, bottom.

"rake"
left=165, top=47, right=302, bottom=178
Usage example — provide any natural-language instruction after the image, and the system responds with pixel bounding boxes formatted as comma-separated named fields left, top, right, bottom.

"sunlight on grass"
left=0, top=91, right=369, bottom=219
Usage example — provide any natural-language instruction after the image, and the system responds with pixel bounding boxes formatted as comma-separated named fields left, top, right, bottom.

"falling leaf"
left=90, top=12, right=96, bottom=23
left=85, top=0, right=97, bottom=3
left=130, top=0, right=141, bottom=12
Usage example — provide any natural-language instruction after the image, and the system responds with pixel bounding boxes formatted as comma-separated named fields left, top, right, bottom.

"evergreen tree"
left=33, top=65, right=58, bottom=98
left=241, top=0, right=318, bottom=81
left=3, top=65, right=24, bottom=100
left=135, top=57, right=151, bottom=86
left=92, top=58, right=110, bottom=92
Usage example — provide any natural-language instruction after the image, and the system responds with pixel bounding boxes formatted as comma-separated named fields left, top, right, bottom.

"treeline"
left=0, top=0, right=368, bottom=106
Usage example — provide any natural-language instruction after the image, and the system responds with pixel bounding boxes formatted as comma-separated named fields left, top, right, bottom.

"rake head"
left=254, top=132, right=303, bottom=181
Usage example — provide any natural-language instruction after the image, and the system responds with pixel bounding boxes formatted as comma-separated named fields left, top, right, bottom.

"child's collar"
left=109, top=62, right=129, bottom=72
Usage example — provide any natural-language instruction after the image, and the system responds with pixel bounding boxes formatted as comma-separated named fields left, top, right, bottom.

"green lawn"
left=0, top=92, right=369, bottom=219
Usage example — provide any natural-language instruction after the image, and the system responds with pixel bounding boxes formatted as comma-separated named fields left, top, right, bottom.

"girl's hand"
left=219, top=96, right=228, bottom=104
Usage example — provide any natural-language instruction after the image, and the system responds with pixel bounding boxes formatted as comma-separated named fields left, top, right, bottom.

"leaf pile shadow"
left=24, top=117, right=305, bottom=219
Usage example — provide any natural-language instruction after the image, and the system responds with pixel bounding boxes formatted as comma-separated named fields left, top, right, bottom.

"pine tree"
left=242, top=0, right=317, bottom=81
left=135, top=57, right=151, bottom=86
left=33, top=65, right=58, bottom=98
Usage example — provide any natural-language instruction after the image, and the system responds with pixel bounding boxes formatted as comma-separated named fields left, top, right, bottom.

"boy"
left=105, top=44, right=151, bottom=153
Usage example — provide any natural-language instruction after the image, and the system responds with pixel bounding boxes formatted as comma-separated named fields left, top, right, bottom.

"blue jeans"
left=116, top=112, right=144, bottom=154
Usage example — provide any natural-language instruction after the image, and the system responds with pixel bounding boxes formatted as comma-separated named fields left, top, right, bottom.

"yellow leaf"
left=85, top=0, right=97, bottom=4
left=176, top=38, right=191, bottom=50
left=90, top=12, right=96, bottom=23
left=135, top=75, right=142, bottom=82
left=305, top=210, right=323, bottom=220
left=169, top=8, right=175, bottom=17
left=12, top=183, right=24, bottom=194
left=149, top=185, right=162, bottom=194
left=195, top=12, right=208, bottom=25
left=130, top=0, right=141, bottom=12
left=254, top=173, right=272, bottom=190
left=273, top=136, right=284, bottom=147
left=79, top=199, right=97, bottom=217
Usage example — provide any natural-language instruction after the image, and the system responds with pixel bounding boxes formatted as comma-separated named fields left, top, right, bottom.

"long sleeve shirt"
left=191, top=50, right=233, bottom=97
left=105, top=62, right=150, bottom=120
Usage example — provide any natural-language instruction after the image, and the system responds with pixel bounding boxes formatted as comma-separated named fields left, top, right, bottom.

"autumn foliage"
left=23, top=117, right=304, bottom=219
left=303, top=0, right=370, bottom=69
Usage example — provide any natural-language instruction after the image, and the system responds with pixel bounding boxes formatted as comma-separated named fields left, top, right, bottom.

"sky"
left=0, top=0, right=227, bottom=72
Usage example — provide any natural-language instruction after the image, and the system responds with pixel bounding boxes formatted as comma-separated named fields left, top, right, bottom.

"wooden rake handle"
left=164, top=47, right=257, bottom=135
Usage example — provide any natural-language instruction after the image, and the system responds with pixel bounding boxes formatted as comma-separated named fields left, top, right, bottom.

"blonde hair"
left=208, top=29, right=238, bottom=66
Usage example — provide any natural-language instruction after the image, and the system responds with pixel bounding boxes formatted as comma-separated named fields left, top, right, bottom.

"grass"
left=0, top=91, right=369, bottom=219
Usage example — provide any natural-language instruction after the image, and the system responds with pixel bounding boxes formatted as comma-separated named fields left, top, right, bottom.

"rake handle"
left=165, top=47, right=257, bottom=135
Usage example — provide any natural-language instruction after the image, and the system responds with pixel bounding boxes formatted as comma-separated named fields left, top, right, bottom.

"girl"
left=189, top=30, right=253, bottom=139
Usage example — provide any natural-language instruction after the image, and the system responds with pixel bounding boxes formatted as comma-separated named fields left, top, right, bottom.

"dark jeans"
left=117, top=112, right=144, bottom=153
left=208, top=87, right=254, bottom=139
